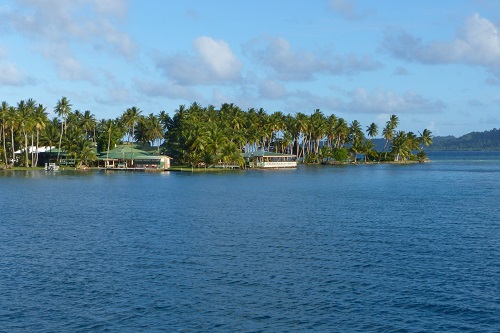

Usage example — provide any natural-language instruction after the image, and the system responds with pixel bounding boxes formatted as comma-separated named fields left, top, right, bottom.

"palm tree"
left=334, top=118, right=349, bottom=148
left=309, top=109, right=326, bottom=157
left=204, top=123, right=228, bottom=159
left=142, top=113, right=163, bottom=153
left=295, top=112, right=309, bottom=158
left=391, top=131, right=409, bottom=162
left=349, top=120, right=364, bottom=145
left=366, top=122, right=378, bottom=139
left=33, top=104, right=48, bottom=167
left=350, top=139, right=363, bottom=164
left=6, top=106, right=19, bottom=167
left=382, top=114, right=399, bottom=160
left=419, top=129, right=433, bottom=149
left=55, top=97, right=72, bottom=162
left=217, top=141, right=244, bottom=167
left=325, top=114, right=338, bottom=148
left=103, top=119, right=114, bottom=164
left=388, top=114, right=399, bottom=131
left=122, top=106, right=142, bottom=143
left=41, top=118, right=61, bottom=163
left=269, top=111, right=285, bottom=152
left=73, top=137, right=97, bottom=168
left=81, top=110, right=97, bottom=141
left=362, top=139, right=378, bottom=163
left=0, top=101, right=9, bottom=166
left=18, top=99, right=35, bottom=167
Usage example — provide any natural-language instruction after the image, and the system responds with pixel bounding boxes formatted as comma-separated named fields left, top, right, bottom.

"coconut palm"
left=81, top=110, right=97, bottom=142
left=0, top=101, right=9, bottom=166
left=41, top=118, right=61, bottom=163
left=349, top=120, right=364, bottom=145
left=269, top=111, right=286, bottom=152
left=295, top=112, right=309, bottom=158
left=18, top=99, right=36, bottom=167
left=325, top=114, right=338, bottom=148
left=122, top=106, right=142, bottom=143
left=334, top=118, right=349, bottom=148
left=33, top=104, right=48, bottom=167
left=55, top=97, right=72, bottom=162
left=150, top=114, right=164, bottom=152
left=6, top=106, right=19, bottom=167
left=391, top=131, right=409, bottom=162
left=419, top=129, right=433, bottom=149
left=366, top=122, right=378, bottom=139
left=73, top=137, right=97, bottom=168
left=362, top=139, right=378, bottom=163
left=382, top=114, right=399, bottom=160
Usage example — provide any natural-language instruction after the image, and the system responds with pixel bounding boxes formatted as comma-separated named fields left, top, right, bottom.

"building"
left=98, top=145, right=172, bottom=170
left=243, top=151, right=297, bottom=168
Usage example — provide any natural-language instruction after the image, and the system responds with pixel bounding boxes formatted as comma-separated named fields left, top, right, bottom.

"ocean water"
left=0, top=151, right=499, bottom=332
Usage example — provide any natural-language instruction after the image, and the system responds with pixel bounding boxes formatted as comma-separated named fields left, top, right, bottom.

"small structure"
left=243, top=151, right=297, bottom=169
left=44, top=163, right=59, bottom=171
left=98, top=145, right=172, bottom=171
left=132, top=156, right=172, bottom=170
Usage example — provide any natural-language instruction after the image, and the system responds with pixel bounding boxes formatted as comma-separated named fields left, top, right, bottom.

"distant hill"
left=368, top=128, right=500, bottom=151
left=428, top=128, right=500, bottom=151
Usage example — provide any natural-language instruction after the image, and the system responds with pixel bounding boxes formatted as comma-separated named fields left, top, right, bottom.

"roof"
left=133, top=155, right=172, bottom=160
left=98, top=145, right=149, bottom=160
left=243, top=151, right=295, bottom=158
left=14, top=146, right=57, bottom=154
left=98, top=144, right=171, bottom=160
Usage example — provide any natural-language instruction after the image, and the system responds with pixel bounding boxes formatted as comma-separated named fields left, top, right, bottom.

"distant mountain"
left=367, top=128, right=500, bottom=151
left=428, top=128, right=500, bottom=151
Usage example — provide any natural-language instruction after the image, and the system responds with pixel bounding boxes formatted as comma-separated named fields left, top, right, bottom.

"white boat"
left=45, top=163, right=59, bottom=171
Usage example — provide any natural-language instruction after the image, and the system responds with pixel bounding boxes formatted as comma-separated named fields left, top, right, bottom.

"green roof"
left=98, top=144, right=171, bottom=160
left=98, top=145, right=150, bottom=160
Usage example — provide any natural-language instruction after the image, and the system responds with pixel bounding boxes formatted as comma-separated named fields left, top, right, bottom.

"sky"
left=1, top=0, right=500, bottom=137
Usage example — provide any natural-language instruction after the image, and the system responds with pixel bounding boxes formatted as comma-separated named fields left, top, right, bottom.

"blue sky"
left=1, top=0, right=499, bottom=137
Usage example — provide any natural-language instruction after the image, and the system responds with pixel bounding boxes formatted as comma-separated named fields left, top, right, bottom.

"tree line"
left=0, top=98, right=433, bottom=168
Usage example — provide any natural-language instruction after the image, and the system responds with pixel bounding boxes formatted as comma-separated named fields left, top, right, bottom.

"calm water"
left=0, top=151, right=499, bottom=332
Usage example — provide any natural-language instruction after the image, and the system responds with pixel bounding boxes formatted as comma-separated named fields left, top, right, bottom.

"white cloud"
left=383, top=13, right=500, bottom=76
left=245, top=36, right=381, bottom=81
left=0, top=62, right=33, bottom=86
left=329, top=0, right=368, bottom=20
left=40, top=42, right=94, bottom=81
left=155, top=36, right=243, bottom=85
left=0, top=0, right=136, bottom=81
left=343, top=88, right=445, bottom=114
left=258, top=80, right=288, bottom=99
left=134, top=79, right=201, bottom=100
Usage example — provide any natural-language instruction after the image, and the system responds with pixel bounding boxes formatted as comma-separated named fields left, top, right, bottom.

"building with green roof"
left=98, top=145, right=172, bottom=170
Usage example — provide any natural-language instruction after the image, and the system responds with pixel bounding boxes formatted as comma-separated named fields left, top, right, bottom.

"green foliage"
left=1, top=97, right=438, bottom=168
left=332, top=147, right=349, bottom=162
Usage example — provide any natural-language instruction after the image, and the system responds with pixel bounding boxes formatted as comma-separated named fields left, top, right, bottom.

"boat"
left=44, top=163, right=60, bottom=171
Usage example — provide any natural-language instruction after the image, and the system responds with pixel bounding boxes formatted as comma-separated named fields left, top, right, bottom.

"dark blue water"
left=1, top=152, right=499, bottom=332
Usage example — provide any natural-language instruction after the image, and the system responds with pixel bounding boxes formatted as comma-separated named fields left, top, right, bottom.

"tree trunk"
left=35, top=130, right=40, bottom=167
left=24, top=131, right=29, bottom=167
left=2, top=123, right=7, bottom=167
left=31, top=134, right=35, bottom=167
left=57, top=122, right=64, bottom=162
left=10, top=127, right=15, bottom=167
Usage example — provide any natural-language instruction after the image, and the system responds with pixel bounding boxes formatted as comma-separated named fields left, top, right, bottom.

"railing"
left=256, top=161, right=297, bottom=168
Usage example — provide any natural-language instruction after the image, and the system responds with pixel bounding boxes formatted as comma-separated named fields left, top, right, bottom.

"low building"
left=98, top=145, right=172, bottom=170
left=243, top=151, right=297, bottom=168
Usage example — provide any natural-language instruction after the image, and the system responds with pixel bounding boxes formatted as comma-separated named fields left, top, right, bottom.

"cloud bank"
left=155, top=36, right=243, bottom=85
left=383, top=13, right=500, bottom=76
